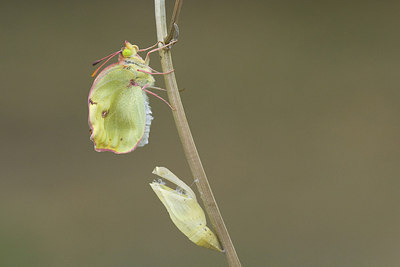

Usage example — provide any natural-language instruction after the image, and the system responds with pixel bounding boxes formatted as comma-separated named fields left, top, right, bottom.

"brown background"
left=1, top=0, right=399, bottom=266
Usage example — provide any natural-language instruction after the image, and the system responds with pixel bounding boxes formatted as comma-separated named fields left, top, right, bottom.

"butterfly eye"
left=122, top=48, right=133, bottom=58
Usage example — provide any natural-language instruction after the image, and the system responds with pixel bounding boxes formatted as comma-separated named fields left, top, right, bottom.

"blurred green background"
left=1, top=0, right=399, bottom=266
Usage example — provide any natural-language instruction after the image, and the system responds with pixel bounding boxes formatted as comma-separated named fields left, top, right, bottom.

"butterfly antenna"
left=91, top=50, right=121, bottom=77
left=92, top=50, right=121, bottom=66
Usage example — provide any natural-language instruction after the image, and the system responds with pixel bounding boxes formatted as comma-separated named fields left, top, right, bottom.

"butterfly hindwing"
left=88, top=65, right=150, bottom=154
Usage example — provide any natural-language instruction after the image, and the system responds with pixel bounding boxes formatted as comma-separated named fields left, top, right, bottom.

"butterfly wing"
left=88, top=65, right=152, bottom=154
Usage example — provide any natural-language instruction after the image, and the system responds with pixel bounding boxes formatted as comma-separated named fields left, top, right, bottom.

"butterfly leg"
left=144, top=39, right=178, bottom=65
left=142, top=84, right=174, bottom=110
left=130, top=80, right=183, bottom=94
left=138, top=41, right=162, bottom=52
left=146, top=86, right=166, bottom=91
left=137, top=68, right=175, bottom=75
left=148, top=86, right=185, bottom=93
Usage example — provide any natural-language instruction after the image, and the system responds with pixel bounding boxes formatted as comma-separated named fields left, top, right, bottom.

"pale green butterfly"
left=88, top=41, right=173, bottom=154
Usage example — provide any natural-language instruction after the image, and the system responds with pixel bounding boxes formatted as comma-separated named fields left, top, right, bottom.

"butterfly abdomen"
left=137, top=92, right=153, bottom=147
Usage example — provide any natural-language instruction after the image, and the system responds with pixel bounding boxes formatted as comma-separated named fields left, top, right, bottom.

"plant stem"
left=164, top=0, right=182, bottom=44
left=154, top=1, right=241, bottom=266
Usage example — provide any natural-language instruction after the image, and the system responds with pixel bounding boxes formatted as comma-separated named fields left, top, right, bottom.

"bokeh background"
left=1, top=0, right=399, bottom=266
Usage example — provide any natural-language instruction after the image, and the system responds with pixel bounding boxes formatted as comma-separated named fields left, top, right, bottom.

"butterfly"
left=88, top=41, right=172, bottom=154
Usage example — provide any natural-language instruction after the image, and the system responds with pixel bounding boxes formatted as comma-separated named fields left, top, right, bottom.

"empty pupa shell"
left=150, top=167, right=222, bottom=252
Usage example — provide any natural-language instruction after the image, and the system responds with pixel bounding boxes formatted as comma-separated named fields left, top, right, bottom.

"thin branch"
left=154, top=1, right=241, bottom=266
left=165, top=0, right=183, bottom=44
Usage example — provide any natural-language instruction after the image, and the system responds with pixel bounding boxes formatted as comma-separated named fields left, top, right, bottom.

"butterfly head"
left=122, top=41, right=139, bottom=58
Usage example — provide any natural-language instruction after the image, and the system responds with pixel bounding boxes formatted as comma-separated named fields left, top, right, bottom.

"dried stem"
left=154, top=0, right=241, bottom=266
left=165, top=0, right=182, bottom=44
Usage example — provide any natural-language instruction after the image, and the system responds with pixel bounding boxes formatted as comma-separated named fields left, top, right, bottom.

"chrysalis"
left=150, top=167, right=222, bottom=252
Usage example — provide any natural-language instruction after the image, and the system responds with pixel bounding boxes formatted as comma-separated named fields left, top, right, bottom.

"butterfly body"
left=88, top=42, right=154, bottom=154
